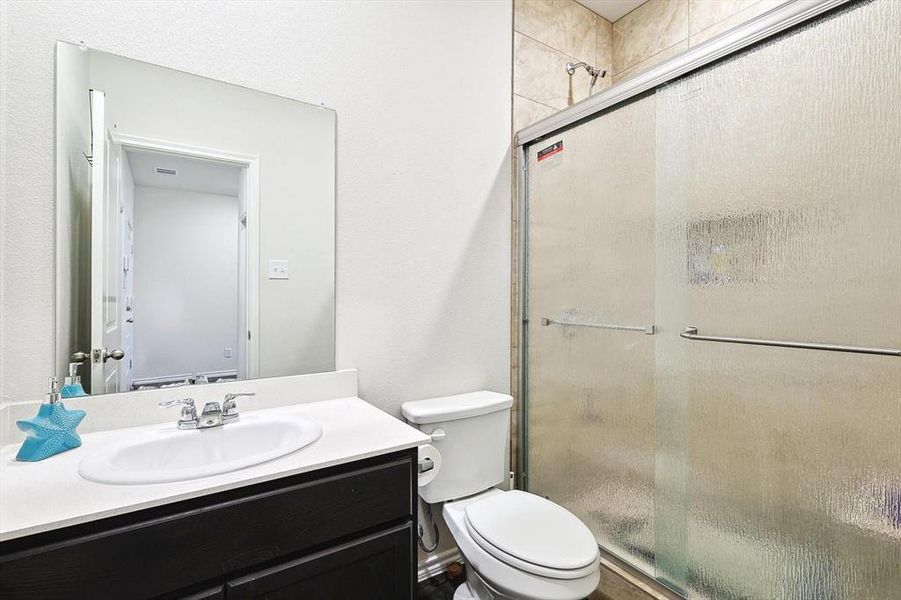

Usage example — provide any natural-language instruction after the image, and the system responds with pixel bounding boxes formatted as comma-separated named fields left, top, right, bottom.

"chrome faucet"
left=198, top=401, right=225, bottom=428
left=160, top=392, right=256, bottom=430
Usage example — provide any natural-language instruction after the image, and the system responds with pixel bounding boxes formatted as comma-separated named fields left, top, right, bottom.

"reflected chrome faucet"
left=160, top=392, right=256, bottom=430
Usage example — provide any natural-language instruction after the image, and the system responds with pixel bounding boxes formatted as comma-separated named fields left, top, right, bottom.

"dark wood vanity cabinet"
left=0, top=449, right=417, bottom=599
left=225, top=523, right=412, bottom=599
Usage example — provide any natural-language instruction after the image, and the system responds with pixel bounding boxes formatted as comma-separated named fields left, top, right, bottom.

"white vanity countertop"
left=0, top=397, right=430, bottom=542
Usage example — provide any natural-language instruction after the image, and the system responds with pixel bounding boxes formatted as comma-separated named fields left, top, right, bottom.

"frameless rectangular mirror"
left=55, top=42, right=335, bottom=395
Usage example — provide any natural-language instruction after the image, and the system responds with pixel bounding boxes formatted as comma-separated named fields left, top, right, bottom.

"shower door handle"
left=680, top=326, right=901, bottom=357
left=540, top=316, right=655, bottom=335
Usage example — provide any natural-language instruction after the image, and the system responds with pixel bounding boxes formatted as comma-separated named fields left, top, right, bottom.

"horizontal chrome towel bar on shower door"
left=680, top=327, right=901, bottom=357
left=540, top=317, right=655, bottom=335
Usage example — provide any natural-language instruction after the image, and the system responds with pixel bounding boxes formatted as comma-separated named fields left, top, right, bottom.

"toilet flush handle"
left=429, top=428, right=446, bottom=442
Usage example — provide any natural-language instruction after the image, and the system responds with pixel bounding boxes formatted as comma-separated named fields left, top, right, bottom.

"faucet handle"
left=159, top=397, right=197, bottom=427
left=223, top=392, right=255, bottom=417
left=159, top=397, right=195, bottom=409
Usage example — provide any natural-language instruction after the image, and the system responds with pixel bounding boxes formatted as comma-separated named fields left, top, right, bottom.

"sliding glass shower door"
left=526, top=93, right=658, bottom=574
left=523, top=1, right=900, bottom=597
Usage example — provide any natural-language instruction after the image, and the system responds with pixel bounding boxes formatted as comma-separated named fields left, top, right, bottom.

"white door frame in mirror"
left=106, top=133, right=260, bottom=382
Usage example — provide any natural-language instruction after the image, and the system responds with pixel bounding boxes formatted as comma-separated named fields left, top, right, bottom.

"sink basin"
left=78, top=415, right=322, bottom=485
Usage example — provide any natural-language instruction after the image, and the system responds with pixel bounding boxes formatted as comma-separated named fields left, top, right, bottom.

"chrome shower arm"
left=565, top=61, right=588, bottom=76
left=565, top=61, right=607, bottom=85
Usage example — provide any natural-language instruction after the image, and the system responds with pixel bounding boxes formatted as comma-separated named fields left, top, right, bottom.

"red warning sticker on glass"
left=537, top=140, right=563, bottom=161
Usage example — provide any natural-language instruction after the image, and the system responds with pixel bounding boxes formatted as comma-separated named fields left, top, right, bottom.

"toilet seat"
left=465, top=518, right=599, bottom=579
left=463, top=490, right=599, bottom=580
left=443, top=489, right=600, bottom=600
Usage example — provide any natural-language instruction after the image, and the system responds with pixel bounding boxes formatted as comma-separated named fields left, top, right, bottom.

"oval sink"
left=79, top=415, right=322, bottom=485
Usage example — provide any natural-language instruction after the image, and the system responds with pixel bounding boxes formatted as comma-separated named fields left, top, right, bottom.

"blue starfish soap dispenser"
left=16, top=377, right=87, bottom=462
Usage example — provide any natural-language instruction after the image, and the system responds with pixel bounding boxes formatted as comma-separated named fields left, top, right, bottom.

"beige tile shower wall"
left=612, top=0, right=791, bottom=83
left=513, top=0, right=614, bottom=132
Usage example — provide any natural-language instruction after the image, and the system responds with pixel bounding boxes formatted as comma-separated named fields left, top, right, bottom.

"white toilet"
left=402, top=391, right=600, bottom=600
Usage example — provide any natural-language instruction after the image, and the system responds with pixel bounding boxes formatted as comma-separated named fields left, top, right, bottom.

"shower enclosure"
left=518, top=1, right=900, bottom=598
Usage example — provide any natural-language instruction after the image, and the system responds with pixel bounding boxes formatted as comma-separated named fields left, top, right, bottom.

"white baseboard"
left=131, top=369, right=238, bottom=387
left=418, top=548, right=462, bottom=581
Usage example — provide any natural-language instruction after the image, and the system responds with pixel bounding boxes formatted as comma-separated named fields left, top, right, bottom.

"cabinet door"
left=226, top=523, right=413, bottom=600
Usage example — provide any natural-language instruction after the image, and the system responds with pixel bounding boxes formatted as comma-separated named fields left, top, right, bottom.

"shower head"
left=565, top=61, right=607, bottom=86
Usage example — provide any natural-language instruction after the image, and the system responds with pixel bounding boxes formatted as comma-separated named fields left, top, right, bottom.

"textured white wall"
left=0, top=2, right=512, bottom=417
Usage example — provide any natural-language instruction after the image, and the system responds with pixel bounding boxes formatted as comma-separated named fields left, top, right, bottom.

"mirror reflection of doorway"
left=126, top=148, right=248, bottom=390
left=97, top=141, right=251, bottom=393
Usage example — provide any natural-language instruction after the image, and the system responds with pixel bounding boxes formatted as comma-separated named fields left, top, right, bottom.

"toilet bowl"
left=401, top=391, right=601, bottom=600
left=444, top=489, right=600, bottom=600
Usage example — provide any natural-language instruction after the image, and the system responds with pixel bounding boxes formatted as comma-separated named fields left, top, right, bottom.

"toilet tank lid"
left=401, top=391, right=513, bottom=424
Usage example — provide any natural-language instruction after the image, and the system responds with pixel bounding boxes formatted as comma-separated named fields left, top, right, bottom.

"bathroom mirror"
left=55, top=42, right=335, bottom=395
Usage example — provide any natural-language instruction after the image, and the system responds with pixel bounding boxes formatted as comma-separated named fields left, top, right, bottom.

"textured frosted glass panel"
left=654, top=1, right=901, bottom=598
left=526, top=95, right=657, bottom=573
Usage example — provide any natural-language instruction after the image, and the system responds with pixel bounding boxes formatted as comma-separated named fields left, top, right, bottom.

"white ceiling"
left=125, top=149, right=242, bottom=197
left=576, top=0, right=648, bottom=22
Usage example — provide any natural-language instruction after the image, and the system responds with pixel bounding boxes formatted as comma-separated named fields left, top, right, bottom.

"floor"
left=417, top=570, right=462, bottom=599
left=416, top=543, right=688, bottom=600
left=416, top=560, right=669, bottom=600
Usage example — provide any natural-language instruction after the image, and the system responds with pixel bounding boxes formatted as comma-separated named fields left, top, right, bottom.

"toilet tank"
left=401, top=391, right=513, bottom=504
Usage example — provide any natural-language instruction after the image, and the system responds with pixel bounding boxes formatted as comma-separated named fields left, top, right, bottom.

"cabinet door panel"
left=226, top=524, right=413, bottom=600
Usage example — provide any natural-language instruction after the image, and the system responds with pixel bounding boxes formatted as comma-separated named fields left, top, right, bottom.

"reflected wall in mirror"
left=56, top=42, right=336, bottom=396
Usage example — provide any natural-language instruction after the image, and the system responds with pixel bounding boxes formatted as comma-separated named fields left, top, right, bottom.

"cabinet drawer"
left=227, top=523, right=413, bottom=600
left=0, top=455, right=413, bottom=599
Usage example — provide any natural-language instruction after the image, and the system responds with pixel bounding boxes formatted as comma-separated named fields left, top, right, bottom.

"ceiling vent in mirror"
left=155, top=167, right=177, bottom=175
